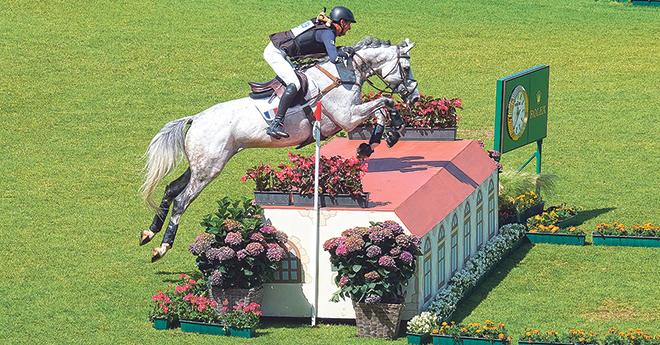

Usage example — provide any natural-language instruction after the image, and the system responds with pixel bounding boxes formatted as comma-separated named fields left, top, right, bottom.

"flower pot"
left=432, top=335, right=454, bottom=345
left=153, top=318, right=169, bottom=330
left=591, top=232, right=660, bottom=247
left=352, top=301, right=404, bottom=340
left=348, top=125, right=456, bottom=141
left=408, top=333, right=433, bottom=345
left=253, top=191, right=292, bottom=206
left=229, top=326, right=256, bottom=338
left=292, top=192, right=370, bottom=208
left=525, top=232, right=586, bottom=246
left=209, top=285, right=264, bottom=316
left=180, top=320, right=226, bottom=335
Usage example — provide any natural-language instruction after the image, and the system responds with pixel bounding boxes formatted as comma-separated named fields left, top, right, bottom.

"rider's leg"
left=264, top=42, right=301, bottom=139
left=268, top=83, right=297, bottom=139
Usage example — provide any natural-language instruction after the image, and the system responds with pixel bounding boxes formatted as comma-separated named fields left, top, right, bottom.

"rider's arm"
left=317, top=30, right=348, bottom=63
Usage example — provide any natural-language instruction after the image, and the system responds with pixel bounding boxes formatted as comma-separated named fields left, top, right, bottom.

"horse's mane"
left=308, top=36, right=408, bottom=66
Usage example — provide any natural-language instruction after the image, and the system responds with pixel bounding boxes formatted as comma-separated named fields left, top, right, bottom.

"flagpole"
left=311, top=101, right=322, bottom=326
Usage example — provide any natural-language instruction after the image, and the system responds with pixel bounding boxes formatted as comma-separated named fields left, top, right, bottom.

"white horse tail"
left=140, top=116, right=194, bottom=211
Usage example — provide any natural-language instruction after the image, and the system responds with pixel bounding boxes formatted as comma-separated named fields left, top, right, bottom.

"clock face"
left=507, top=85, right=529, bottom=140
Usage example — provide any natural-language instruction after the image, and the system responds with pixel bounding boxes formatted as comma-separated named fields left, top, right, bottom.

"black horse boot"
left=268, top=84, right=298, bottom=139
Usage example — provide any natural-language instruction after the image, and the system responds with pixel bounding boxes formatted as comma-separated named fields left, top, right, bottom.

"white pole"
left=311, top=101, right=322, bottom=326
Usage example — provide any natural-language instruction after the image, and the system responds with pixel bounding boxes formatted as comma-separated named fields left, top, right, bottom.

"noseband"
left=352, top=47, right=418, bottom=101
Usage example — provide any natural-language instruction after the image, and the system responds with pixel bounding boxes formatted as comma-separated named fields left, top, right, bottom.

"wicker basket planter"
left=209, top=285, right=264, bottom=316
left=352, top=301, right=404, bottom=340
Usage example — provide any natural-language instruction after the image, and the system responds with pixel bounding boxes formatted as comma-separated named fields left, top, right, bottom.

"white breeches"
left=263, top=41, right=301, bottom=89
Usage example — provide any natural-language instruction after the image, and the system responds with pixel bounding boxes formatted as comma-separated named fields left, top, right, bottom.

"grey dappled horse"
left=139, top=37, right=420, bottom=261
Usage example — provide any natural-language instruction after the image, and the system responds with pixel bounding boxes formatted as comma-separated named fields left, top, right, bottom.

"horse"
left=139, top=36, right=420, bottom=262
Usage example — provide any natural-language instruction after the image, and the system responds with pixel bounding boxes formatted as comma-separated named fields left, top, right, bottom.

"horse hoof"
left=356, top=143, right=374, bottom=158
left=151, top=245, right=169, bottom=263
left=385, top=129, right=401, bottom=148
left=139, top=230, right=154, bottom=246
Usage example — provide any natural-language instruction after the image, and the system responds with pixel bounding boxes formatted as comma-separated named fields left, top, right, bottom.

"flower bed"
left=592, top=222, right=660, bottom=247
left=242, top=153, right=369, bottom=207
left=527, top=204, right=583, bottom=231
left=432, top=320, right=512, bottom=344
left=359, top=92, right=462, bottom=129
left=426, top=224, right=527, bottom=321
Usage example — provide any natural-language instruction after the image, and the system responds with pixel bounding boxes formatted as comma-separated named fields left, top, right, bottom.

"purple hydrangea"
left=250, top=232, right=264, bottom=242
left=208, top=270, right=223, bottom=286
left=380, top=220, right=405, bottom=235
left=335, top=244, right=348, bottom=256
left=378, top=255, right=396, bottom=268
left=188, top=233, right=214, bottom=255
left=399, top=251, right=413, bottom=264
left=364, top=295, right=382, bottom=304
left=366, top=245, right=381, bottom=258
left=245, top=242, right=264, bottom=256
left=266, top=245, right=286, bottom=261
left=368, top=227, right=394, bottom=243
left=345, top=235, right=365, bottom=253
left=260, top=224, right=275, bottom=234
left=222, top=219, right=243, bottom=232
left=390, top=247, right=401, bottom=256
left=236, top=249, right=247, bottom=260
left=323, top=237, right=340, bottom=252
left=225, top=232, right=243, bottom=246
left=364, top=271, right=381, bottom=280
left=274, top=230, right=288, bottom=244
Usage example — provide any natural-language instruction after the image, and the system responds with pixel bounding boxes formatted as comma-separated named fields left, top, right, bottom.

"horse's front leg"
left=345, top=97, right=395, bottom=130
left=357, top=109, right=386, bottom=158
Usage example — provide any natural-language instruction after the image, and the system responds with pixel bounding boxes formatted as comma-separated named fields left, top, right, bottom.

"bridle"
left=313, top=46, right=417, bottom=102
left=351, top=47, right=418, bottom=102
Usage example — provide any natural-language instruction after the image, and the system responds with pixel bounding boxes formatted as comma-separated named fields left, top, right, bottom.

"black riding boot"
left=268, top=84, right=297, bottom=139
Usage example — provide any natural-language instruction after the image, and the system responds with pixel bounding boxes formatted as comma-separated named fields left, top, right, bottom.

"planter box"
left=229, top=327, right=255, bottom=338
left=348, top=125, right=456, bottom=141
left=153, top=318, right=169, bottom=330
left=632, top=0, right=660, bottom=6
left=253, top=191, right=292, bottom=206
left=180, top=320, right=226, bottom=335
left=292, top=193, right=370, bottom=208
left=526, top=232, right=586, bottom=246
left=517, top=341, right=573, bottom=345
left=408, top=333, right=433, bottom=344
left=352, top=301, right=404, bottom=340
left=591, top=232, right=660, bottom=247
left=433, top=335, right=454, bottom=345
left=556, top=214, right=579, bottom=228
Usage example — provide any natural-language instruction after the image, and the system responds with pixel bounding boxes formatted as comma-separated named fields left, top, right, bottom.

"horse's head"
left=352, top=37, right=420, bottom=104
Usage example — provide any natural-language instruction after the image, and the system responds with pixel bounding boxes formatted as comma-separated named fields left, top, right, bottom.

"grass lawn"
left=1, top=0, right=659, bottom=344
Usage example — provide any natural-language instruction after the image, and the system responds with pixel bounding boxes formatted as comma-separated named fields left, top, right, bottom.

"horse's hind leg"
left=139, top=168, right=191, bottom=246
left=151, top=153, right=234, bottom=262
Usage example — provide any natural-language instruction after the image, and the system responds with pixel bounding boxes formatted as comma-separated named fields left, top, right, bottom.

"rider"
left=264, top=6, right=356, bottom=139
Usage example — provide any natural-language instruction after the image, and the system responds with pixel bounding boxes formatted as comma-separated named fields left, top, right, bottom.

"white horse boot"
left=139, top=230, right=155, bottom=246
left=151, top=243, right=170, bottom=262
left=268, top=84, right=297, bottom=139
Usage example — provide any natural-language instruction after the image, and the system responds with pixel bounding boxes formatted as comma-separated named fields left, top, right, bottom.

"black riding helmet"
left=329, top=6, right=356, bottom=23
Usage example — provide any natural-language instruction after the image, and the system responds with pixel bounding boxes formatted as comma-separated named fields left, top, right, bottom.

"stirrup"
left=268, top=121, right=289, bottom=139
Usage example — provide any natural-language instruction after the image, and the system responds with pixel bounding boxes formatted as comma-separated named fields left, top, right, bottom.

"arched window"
left=476, top=191, right=484, bottom=248
left=438, top=225, right=446, bottom=288
left=488, top=179, right=496, bottom=239
left=272, top=241, right=302, bottom=283
left=464, top=202, right=472, bottom=262
left=450, top=215, right=459, bottom=275
left=423, top=238, right=433, bottom=301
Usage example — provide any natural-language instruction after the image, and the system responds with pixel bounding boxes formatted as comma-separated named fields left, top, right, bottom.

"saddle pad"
left=251, top=78, right=320, bottom=122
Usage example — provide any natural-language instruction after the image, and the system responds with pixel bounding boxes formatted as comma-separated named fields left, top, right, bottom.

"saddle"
left=248, top=70, right=309, bottom=106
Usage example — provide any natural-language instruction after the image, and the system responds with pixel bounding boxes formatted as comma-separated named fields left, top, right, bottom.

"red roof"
left=319, top=138, right=498, bottom=237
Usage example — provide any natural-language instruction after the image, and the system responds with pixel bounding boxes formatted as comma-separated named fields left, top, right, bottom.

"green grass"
left=455, top=243, right=660, bottom=338
left=1, top=0, right=659, bottom=343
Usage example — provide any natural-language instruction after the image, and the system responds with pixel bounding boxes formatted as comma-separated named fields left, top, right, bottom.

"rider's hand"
left=333, top=52, right=349, bottom=64
left=344, top=46, right=355, bottom=58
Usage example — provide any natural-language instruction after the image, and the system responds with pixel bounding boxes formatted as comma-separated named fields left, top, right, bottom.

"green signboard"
left=494, top=65, right=549, bottom=154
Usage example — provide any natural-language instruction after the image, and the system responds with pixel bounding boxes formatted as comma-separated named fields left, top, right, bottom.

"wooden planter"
left=348, top=125, right=457, bottom=141
left=253, top=191, right=292, bottom=206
